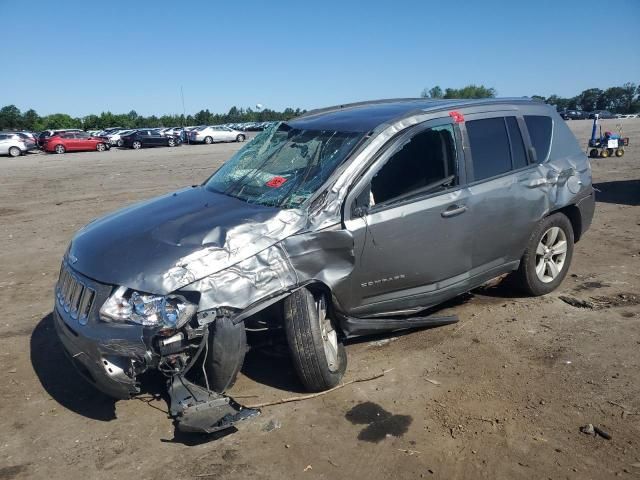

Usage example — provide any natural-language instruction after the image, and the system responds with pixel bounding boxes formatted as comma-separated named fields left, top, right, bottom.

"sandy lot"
left=0, top=120, right=638, bottom=480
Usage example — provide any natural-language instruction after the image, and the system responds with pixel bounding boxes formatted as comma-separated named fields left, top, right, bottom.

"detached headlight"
left=100, top=286, right=196, bottom=329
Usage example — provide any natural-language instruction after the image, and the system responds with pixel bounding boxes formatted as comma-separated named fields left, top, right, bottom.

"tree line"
left=2, top=82, right=639, bottom=131
left=0, top=105, right=307, bottom=132
left=421, top=82, right=640, bottom=113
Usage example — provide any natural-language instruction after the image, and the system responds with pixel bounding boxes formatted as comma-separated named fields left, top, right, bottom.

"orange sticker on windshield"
left=266, top=176, right=287, bottom=188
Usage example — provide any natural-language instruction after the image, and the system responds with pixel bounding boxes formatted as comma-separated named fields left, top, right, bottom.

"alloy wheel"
left=133, top=141, right=142, bottom=149
left=315, top=296, right=339, bottom=372
left=535, top=227, right=567, bottom=283
left=55, top=145, right=65, bottom=154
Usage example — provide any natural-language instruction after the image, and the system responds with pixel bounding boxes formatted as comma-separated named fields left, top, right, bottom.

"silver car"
left=0, top=133, right=28, bottom=157
left=188, top=125, right=246, bottom=144
left=54, top=98, right=594, bottom=433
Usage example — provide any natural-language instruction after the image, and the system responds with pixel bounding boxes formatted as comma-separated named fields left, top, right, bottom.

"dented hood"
left=69, top=186, right=306, bottom=294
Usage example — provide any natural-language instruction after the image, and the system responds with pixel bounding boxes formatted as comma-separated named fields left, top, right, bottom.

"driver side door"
left=343, top=118, right=472, bottom=317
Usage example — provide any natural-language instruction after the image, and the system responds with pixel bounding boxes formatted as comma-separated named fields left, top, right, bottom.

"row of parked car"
left=1, top=122, right=275, bottom=157
left=559, top=109, right=639, bottom=120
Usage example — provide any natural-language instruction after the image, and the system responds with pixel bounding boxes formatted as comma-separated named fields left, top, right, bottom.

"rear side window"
left=505, top=117, right=527, bottom=169
left=524, top=115, right=552, bottom=163
left=466, top=118, right=511, bottom=181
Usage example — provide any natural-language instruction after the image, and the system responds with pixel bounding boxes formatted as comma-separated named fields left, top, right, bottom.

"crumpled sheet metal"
left=188, top=243, right=299, bottom=311
left=190, top=229, right=356, bottom=314
left=164, top=208, right=305, bottom=294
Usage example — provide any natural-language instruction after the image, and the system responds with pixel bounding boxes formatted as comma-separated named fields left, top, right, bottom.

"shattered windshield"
left=205, top=122, right=362, bottom=208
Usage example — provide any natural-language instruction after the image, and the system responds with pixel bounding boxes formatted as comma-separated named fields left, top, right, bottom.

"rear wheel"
left=589, top=148, right=599, bottom=158
left=117, top=139, right=123, bottom=147
left=132, top=141, right=142, bottom=149
left=8, top=146, right=21, bottom=157
left=511, top=213, right=574, bottom=296
left=54, top=144, right=65, bottom=154
left=96, top=143, right=106, bottom=152
left=615, top=148, right=624, bottom=157
left=284, top=288, right=347, bottom=392
left=236, top=134, right=245, bottom=142
left=204, top=136, right=213, bottom=144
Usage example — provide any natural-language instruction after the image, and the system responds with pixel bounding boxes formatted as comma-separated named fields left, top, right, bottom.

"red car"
left=43, top=132, right=111, bottom=154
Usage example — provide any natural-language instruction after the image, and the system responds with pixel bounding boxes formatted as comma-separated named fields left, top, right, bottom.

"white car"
left=108, top=129, right=136, bottom=147
left=0, top=133, right=28, bottom=157
left=188, top=126, right=246, bottom=144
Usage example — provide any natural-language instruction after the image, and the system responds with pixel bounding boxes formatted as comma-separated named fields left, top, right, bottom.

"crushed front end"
left=53, top=258, right=259, bottom=432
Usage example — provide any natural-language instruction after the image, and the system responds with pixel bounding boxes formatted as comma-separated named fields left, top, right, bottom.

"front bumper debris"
left=168, top=375, right=259, bottom=433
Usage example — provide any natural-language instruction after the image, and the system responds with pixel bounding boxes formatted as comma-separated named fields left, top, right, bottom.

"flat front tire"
left=284, top=288, right=346, bottom=392
left=512, top=213, right=574, bottom=296
left=204, top=316, right=247, bottom=393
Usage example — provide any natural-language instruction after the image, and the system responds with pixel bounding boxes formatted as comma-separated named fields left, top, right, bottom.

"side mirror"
left=353, top=205, right=369, bottom=218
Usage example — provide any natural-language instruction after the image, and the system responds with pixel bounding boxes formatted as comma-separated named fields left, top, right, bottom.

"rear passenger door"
left=460, top=113, right=546, bottom=278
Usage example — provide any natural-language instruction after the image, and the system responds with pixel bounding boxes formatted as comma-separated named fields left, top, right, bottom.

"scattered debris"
left=398, top=448, right=421, bottom=455
left=580, top=424, right=595, bottom=435
left=262, top=419, right=282, bottom=432
left=560, top=293, right=640, bottom=310
left=594, top=426, right=612, bottom=440
left=303, top=465, right=312, bottom=472
left=580, top=424, right=611, bottom=440
left=424, top=378, right=441, bottom=386
left=559, top=296, right=595, bottom=309
left=368, top=338, right=397, bottom=347
left=245, top=369, right=394, bottom=409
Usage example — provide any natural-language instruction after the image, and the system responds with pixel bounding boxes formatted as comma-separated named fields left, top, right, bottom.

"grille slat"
left=56, top=264, right=95, bottom=324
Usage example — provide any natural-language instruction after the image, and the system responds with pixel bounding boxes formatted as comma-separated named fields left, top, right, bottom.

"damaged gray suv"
left=54, top=98, right=594, bottom=432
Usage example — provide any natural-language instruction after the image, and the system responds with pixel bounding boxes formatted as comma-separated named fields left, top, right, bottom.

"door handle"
left=441, top=205, right=467, bottom=218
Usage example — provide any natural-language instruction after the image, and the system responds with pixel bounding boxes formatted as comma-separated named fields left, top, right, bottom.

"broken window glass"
left=206, top=122, right=363, bottom=208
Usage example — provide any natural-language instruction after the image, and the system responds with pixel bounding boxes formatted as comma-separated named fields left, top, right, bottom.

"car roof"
left=289, top=97, right=545, bottom=133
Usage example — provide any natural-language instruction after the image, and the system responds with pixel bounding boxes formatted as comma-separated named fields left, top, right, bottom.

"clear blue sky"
left=2, top=0, right=639, bottom=117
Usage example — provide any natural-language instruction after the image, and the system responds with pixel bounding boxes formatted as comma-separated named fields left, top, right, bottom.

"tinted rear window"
left=466, top=117, right=511, bottom=181
left=506, top=117, right=527, bottom=169
left=524, top=115, right=552, bottom=163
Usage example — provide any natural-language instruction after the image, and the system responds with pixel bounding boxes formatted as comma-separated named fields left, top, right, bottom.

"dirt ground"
left=0, top=119, right=638, bottom=480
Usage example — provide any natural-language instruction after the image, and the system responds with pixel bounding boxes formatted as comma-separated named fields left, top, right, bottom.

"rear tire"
left=589, top=148, right=599, bottom=158
left=117, top=139, right=123, bottom=147
left=204, top=316, right=247, bottom=393
left=284, top=288, right=347, bottom=392
left=96, top=143, right=106, bottom=152
left=615, top=148, right=624, bottom=157
left=8, top=146, right=21, bottom=157
left=511, top=213, right=574, bottom=296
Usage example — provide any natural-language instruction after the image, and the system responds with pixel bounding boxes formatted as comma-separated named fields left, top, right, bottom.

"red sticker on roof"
left=266, top=176, right=288, bottom=188
left=449, top=111, right=464, bottom=123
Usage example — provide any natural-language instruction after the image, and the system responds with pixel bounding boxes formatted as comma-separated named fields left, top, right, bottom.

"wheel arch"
left=549, top=204, right=583, bottom=242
